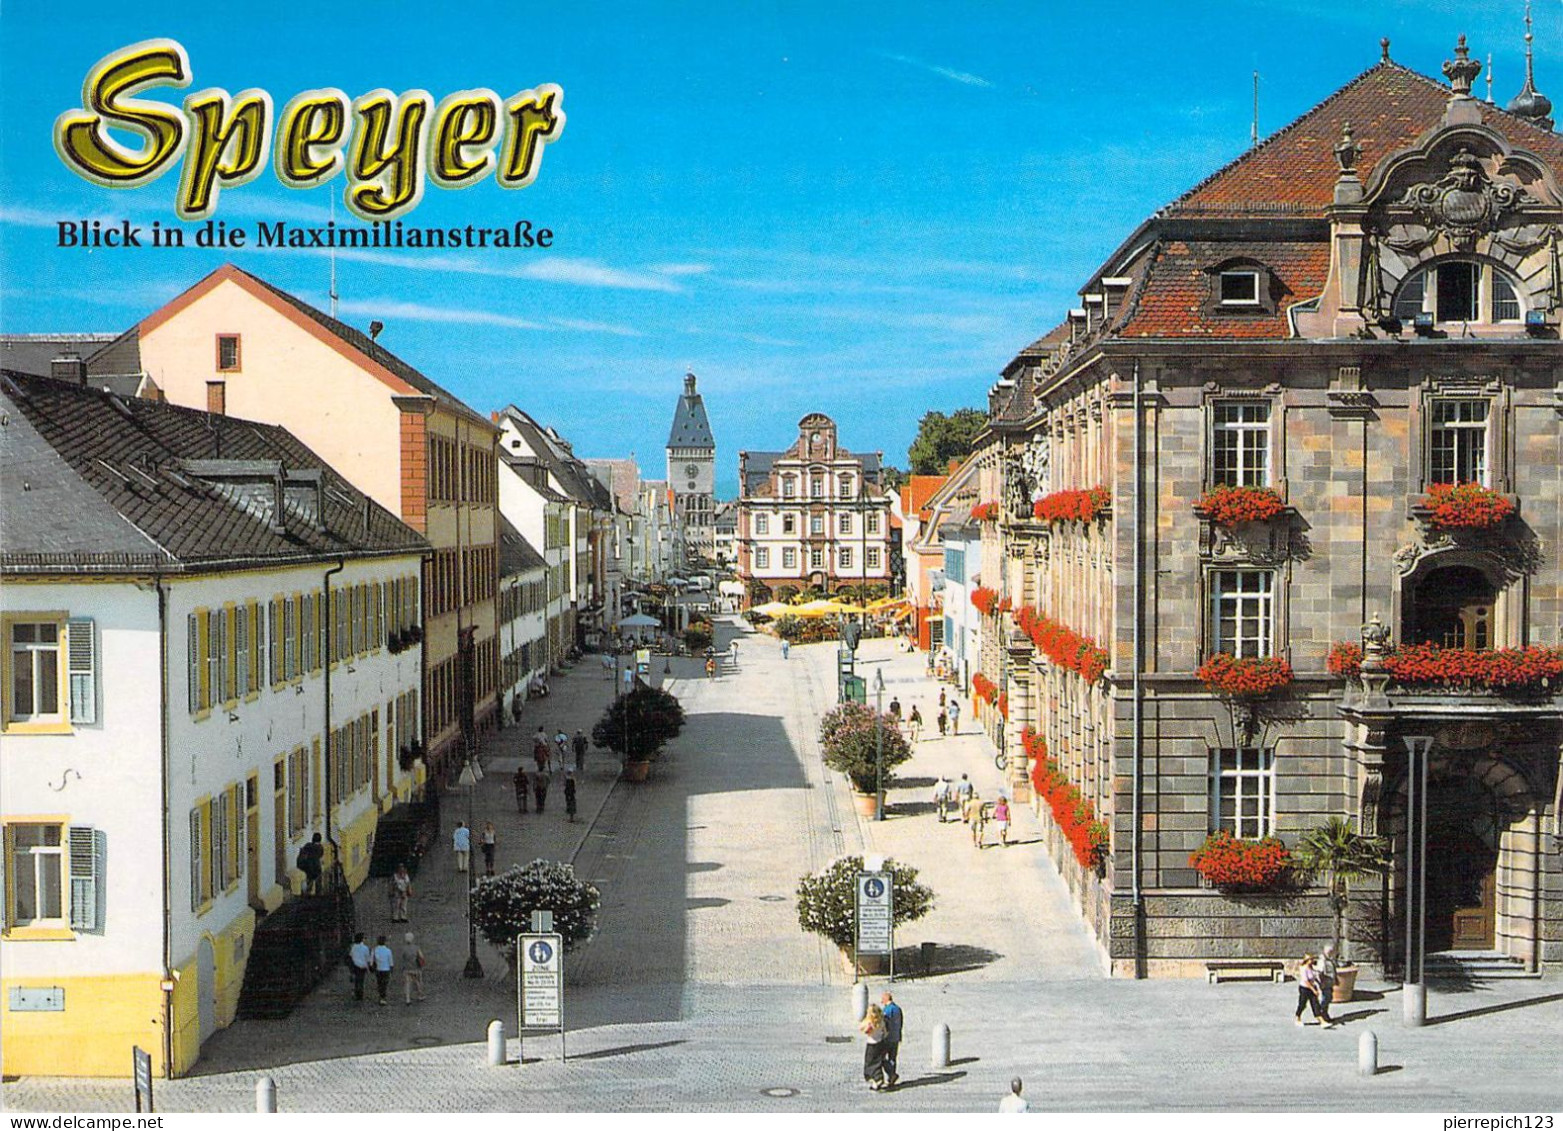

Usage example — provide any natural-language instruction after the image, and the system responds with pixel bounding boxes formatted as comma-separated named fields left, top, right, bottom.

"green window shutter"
left=69, top=826, right=104, bottom=932
left=67, top=618, right=97, bottom=724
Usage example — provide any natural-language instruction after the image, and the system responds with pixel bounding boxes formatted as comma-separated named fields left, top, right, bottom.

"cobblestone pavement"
left=5, top=625, right=1561, bottom=1113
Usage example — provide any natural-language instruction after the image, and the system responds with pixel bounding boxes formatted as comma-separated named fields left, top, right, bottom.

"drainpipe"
left=322, top=559, right=345, bottom=866
left=1131, top=359, right=1146, bottom=977
left=157, top=576, right=174, bottom=1078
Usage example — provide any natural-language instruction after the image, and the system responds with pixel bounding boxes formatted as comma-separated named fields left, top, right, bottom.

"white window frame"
left=1218, top=270, right=1261, bottom=306
left=755, top=547, right=770, bottom=570
left=866, top=512, right=880, bottom=535
left=1211, top=401, right=1271, bottom=488
left=839, top=547, right=853, bottom=571
left=7, top=617, right=65, bottom=727
left=1211, top=747, right=1275, bottom=839
left=1428, top=399, right=1490, bottom=486
left=754, top=513, right=769, bottom=535
left=867, top=547, right=882, bottom=570
left=6, top=823, right=66, bottom=927
left=1210, top=570, right=1274, bottom=659
left=810, top=547, right=824, bottom=570
left=782, top=514, right=796, bottom=535
left=809, top=514, right=824, bottom=535
left=782, top=547, right=797, bottom=571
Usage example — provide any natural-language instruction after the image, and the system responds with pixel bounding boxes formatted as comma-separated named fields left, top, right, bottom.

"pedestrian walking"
left=879, top=992, right=903, bottom=1089
left=511, top=695, right=524, bottom=725
left=555, top=728, right=569, bottom=765
left=781, top=639, right=790, bottom=660
left=888, top=696, right=901, bottom=721
left=532, top=768, right=550, bottom=813
left=452, top=821, right=471, bottom=873
left=955, top=773, right=974, bottom=813
left=481, top=821, right=497, bottom=876
left=908, top=705, right=923, bottom=744
left=514, top=765, right=529, bottom=813
left=389, top=864, right=413, bottom=922
left=297, top=832, right=324, bottom=894
left=533, top=726, right=549, bottom=759
left=993, top=795, right=1012, bottom=846
left=533, top=734, right=552, bottom=774
left=706, top=656, right=717, bottom=678
left=938, top=688, right=947, bottom=711
left=969, top=796, right=988, bottom=848
left=936, top=708, right=947, bottom=737
left=932, top=774, right=952, bottom=822
left=859, top=1003, right=889, bottom=1090
left=573, top=728, right=589, bottom=775
left=371, top=935, right=393, bottom=1005
left=1317, top=945, right=1341, bottom=1025
left=348, top=933, right=370, bottom=1001
left=946, top=701, right=960, bottom=735
left=1294, top=954, right=1334, bottom=1027
left=999, top=1079, right=1031, bottom=1113
left=564, top=771, right=578, bottom=822
left=602, top=653, right=614, bottom=680
left=400, top=932, right=426, bottom=1004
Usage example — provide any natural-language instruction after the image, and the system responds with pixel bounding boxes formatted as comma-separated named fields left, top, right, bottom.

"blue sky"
left=2, top=1, right=1557, bottom=496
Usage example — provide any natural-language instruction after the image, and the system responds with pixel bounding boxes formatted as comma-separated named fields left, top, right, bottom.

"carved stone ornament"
left=1396, top=147, right=1533, bottom=251
left=1361, top=611, right=1393, bottom=660
left=1004, top=435, right=1049, bottom=520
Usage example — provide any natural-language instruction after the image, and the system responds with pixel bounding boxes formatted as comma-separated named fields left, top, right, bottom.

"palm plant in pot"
left=1295, top=817, right=1389, bottom=1002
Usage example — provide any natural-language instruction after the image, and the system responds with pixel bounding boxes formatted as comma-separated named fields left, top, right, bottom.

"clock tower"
left=666, top=371, right=717, bottom=567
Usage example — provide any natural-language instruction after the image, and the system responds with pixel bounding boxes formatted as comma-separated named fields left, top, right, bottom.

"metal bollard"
left=1357, top=1029, right=1378, bottom=1077
left=852, top=982, right=869, bottom=1023
left=488, top=1019, right=506, bottom=1066
left=931, top=1022, right=951, bottom=1069
left=256, top=1076, right=277, bottom=1113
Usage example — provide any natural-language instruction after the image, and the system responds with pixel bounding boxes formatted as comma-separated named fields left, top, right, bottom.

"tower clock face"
left=685, top=463, right=699, bottom=477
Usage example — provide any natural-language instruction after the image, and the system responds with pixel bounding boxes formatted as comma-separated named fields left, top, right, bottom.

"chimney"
left=51, top=353, right=88, bottom=386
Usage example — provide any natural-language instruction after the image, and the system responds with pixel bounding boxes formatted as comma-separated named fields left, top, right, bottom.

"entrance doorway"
left=1425, top=776, right=1500, bottom=952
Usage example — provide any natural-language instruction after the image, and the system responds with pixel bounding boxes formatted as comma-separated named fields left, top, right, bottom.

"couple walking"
left=348, top=932, right=425, bottom=1006
left=859, top=990, right=904, bottom=1091
left=1294, top=945, right=1343, bottom=1028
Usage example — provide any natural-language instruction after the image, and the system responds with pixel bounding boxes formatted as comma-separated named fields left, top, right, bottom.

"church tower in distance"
left=666, top=371, right=716, bottom=568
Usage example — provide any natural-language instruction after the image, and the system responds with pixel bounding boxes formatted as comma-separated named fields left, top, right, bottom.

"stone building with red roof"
left=976, top=37, right=1563, bottom=978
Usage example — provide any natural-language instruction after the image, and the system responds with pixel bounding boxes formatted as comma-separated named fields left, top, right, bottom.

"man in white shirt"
left=999, top=1078, right=1030, bottom=1112
left=348, top=933, right=370, bottom=1001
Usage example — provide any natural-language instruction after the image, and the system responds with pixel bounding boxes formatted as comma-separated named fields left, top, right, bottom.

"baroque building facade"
left=737, top=413, right=891, bottom=600
left=976, top=41, right=1563, bottom=977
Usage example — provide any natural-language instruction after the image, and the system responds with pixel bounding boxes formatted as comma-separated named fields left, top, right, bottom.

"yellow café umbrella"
left=751, top=600, right=794, bottom=617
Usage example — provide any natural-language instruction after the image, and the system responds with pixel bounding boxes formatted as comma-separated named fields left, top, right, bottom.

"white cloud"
left=336, top=298, right=548, bottom=331
left=879, top=52, right=994, bottom=89
left=515, top=258, right=683, bottom=292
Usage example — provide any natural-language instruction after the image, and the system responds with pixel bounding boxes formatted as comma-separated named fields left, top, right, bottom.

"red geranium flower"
left=1195, top=485, right=1287, bottom=526
left=1033, top=486, right=1111, bottom=525
left=1196, top=653, right=1293, bottom=698
left=1422, top=483, right=1514, bottom=531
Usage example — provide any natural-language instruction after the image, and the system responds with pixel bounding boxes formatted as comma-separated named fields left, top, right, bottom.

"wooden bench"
left=1206, top=960, right=1287, bottom=984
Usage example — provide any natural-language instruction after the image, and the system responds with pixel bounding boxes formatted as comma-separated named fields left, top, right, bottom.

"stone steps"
left=1425, top=951, right=1540, bottom=980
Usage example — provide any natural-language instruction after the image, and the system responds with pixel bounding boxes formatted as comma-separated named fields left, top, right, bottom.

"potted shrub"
left=592, top=683, right=686, bottom=782
left=470, top=859, right=600, bottom=967
left=819, top=702, right=913, bottom=817
left=1295, top=817, right=1389, bottom=1002
left=795, top=854, right=934, bottom=973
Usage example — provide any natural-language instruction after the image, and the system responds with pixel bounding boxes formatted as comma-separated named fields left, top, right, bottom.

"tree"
left=796, top=855, right=934, bottom=949
left=470, top=860, right=600, bottom=961
left=819, top=702, right=913, bottom=794
left=907, top=408, right=987, bottom=475
left=591, top=683, right=686, bottom=764
left=1294, top=818, right=1389, bottom=961
left=880, top=466, right=908, bottom=491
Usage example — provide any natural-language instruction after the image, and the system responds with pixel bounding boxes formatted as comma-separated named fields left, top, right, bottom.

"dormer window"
left=1219, top=271, right=1261, bottom=306
left=1393, top=260, right=1524, bottom=325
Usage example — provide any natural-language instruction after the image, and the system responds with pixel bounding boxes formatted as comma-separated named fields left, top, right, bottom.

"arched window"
left=1392, top=260, right=1524, bottom=325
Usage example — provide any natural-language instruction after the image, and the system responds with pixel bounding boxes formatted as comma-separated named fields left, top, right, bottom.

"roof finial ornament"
left=1380, top=37, right=1391, bottom=63
left=1487, top=54, right=1494, bottom=103
left=1506, top=0, right=1554, bottom=129
left=1444, top=34, right=1481, bottom=98
left=1333, top=121, right=1364, bottom=205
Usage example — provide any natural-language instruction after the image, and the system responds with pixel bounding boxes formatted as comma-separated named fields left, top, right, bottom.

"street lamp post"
left=873, top=668, right=886, bottom=822
left=458, top=751, right=484, bottom=979
left=1401, top=733, right=1434, bottom=1025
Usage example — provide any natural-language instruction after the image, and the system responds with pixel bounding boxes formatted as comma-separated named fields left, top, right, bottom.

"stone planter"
left=622, top=760, right=651, bottom=783
left=1331, top=964, right=1359, bottom=1003
left=839, top=947, right=888, bottom=976
left=852, top=791, right=880, bottom=818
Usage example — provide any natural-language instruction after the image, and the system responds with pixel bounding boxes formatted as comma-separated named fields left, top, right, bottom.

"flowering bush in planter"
left=796, top=855, right=934, bottom=949
left=471, top=860, right=600, bottom=963
left=970, top=586, right=998, bottom=616
left=971, top=501, right=1000, bottom=521
left=819, top=702, right=913, bottom=794
left=1422, top=482, right=1515, bottom=530
left=1189, top=830, right=1294, bottom=891
left=1326, top=641, right=1563, bottom=692
left=1014, top=606, right=1109, bottom=684
left=1033, top=486, right=1111, bottom=524
left=1196, top=653, right=1293, bottom=698
left=1195, top=485, right=1287, bottom=526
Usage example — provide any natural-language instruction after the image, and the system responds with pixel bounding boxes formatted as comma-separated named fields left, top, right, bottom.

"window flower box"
left=1015, top=606, right=1109, bottom=684
left=1033, top=486, right=1111, bottom=525
left=1189, top=830, right=1293, bottom=892
left=971, top=501, right=1000, bottom=521
left=1196, top=653, right=1293, bottom=698
left=1328, top=640, right=1563, bottom=693
left=1194, top=485, right=1287, bottom=526
left=1029, top=741, right=1107, bottom=870
left=1418, top=483, right=1516, bottom=531
left=970, top=586, right=998, bottom=616
left=971, top=671, right=999, bottom=704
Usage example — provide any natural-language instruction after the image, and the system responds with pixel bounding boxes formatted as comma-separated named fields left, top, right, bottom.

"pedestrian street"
left=5, top=619, right=1560, bottom=1113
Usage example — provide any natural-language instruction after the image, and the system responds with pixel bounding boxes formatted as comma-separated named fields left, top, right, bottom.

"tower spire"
left=1507, top=0, right=1555, bottom=129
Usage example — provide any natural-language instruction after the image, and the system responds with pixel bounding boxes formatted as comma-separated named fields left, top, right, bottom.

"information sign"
left=517, top=932, right=564, bottom=1031
left=855, top=871, right=894, bottom=956
left=132, top=1045, right=154, bottom=1113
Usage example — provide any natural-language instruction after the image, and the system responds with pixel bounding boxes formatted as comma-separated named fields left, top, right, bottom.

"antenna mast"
left=329, top=196, right=339, bottom=319
left=1252, top=71, right=1260, bottom=148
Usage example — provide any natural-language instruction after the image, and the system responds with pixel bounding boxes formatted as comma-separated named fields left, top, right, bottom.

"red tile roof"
left=1167, top=61, right=1563, bottom=218
left=901, top=474, right=948, bottom=518
left=1118, top=240, right=1330, bottom=338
